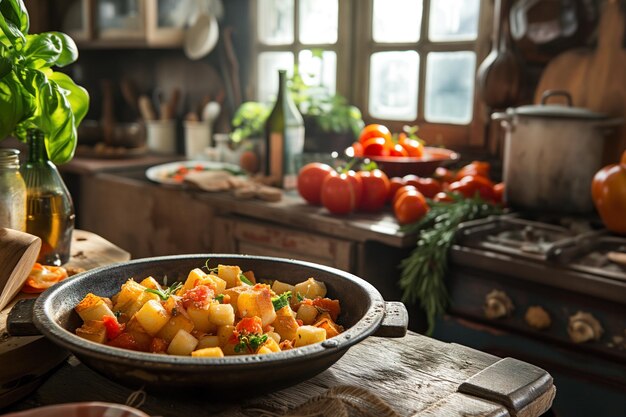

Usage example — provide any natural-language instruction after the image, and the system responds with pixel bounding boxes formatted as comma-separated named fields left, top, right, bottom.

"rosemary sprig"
left=145, top=282, right=183, bottom=301
left=399, top=194, right=501, bottom=335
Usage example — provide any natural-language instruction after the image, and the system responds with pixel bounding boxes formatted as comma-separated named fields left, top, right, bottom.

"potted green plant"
left=230, top=101, right=271, bottom=144
left=0, top=0, right=89, bottom=163
left=0, top=0, right=89, bottom=265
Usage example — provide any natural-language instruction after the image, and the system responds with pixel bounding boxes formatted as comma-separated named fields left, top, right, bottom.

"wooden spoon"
left=0, top=229, right=41, bottom=311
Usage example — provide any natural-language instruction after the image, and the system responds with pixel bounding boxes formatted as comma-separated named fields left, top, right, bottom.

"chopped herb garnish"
left=235, top=333, right=268, bottom=353
left=145, top=282, right=183, bottom=301
left=296, top=292, right=305, bottom=302
left=114, top=310, right=122, bottom=319
left=239, top=273, right=253, bottom=286
left=215, top=294, right=225, bottom=303
left=271, top=291, right=291, bottom=311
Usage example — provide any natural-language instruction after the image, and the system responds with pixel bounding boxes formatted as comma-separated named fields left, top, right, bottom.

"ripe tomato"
left=433, top=192, right=454, bottom=203
left=321, top=171, right=358, bottom=214
left=392, top=185, right=418, bottom=206
left=402, top=175, right=442, bottom=198
left=345, top=170, right=363, bottom=206
left=389, top=143, right=409, bottom=157
left=362, top=137, right=390, bottom=157
left=493, top=182, right=505, bottom=204
left=433, top=167, right=455, bottom=184
left=297, top=162, right=334, bottom=205
left=359, top=124, right=392, bottom=145
left=345, top=141, right=364, bottom=158
left=359, top=169, right=390, bottom=212
left=398, top=136, right=424, bottom=157
left=393, top=189, right=429, bottom=225
left=455, top=161, right=491, bottom=180
left=449, top=175, right=495, bottom=201
left=387, top=177, right=406, bottom=203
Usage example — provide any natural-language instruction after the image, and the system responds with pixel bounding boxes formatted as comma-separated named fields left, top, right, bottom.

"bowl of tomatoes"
left=345, top=124, right=460, bottom=178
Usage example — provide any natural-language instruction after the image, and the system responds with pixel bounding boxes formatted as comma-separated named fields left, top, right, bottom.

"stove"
left=434, top=213, right=626, bottom=417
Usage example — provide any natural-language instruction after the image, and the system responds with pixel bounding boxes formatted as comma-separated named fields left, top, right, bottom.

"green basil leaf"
left=36, top=75, right=76, bottom=164
left=0, top=55, right=11, bottom=78
left=22, top=33, right=62, bottom=69
left=48, top=32, right=78, bottom=67
left=0, top=69, right=35, bottom=139
left=0, top=0, right=28, bottom=45
left=48, top=70, right=89, bottom=126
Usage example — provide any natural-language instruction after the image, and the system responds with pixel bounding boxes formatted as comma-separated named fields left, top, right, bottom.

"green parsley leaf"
left=234, top=333, right=268, bottom=353
left=239, top=273, right=253, bottom=286
left=271, top=291, right=291, bottom=311
left=296, top=292, right=305, bottom=302
left=145, top=282, right=183, bottom=301
left=215, top=294, right=224, bottom=303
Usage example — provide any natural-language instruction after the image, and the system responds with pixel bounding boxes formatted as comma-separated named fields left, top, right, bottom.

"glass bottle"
left=264, top=69, right=305, bottom=189
left=21, top=129, right=75, bottom=266
left=0, top=149, right=27, bottom=231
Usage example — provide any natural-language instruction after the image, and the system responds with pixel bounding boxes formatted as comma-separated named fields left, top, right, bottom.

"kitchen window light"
left=251, top=0, right=490, bottom=147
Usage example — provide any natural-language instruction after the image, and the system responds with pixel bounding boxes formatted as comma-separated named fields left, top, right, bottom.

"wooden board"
left=534, top=0, right=626, bottom=161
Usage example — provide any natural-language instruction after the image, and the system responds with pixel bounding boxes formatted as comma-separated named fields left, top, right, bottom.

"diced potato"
left=135, top=299, right=171, bottom=335
left=75, top=320, right=107, bottom=344
left=223, top=285, right=249, bottom=313
left=182, top=268, right=207, bottom=293
left=197, top=335, right=220, bottom=349
left=209, top=303, right=235, bottom=326
left=192, top=347, right=224, bottom=358
left=218, top=264, right=242, bottom=288
left=294, top=277, right=326, bottom=300
left=257, top=337, right=281, bottom=354
left=187, top=305, right=217, bottom=333
left=75, top=293, right=116, bottom=322
left=267, top=331, right=281, bottom=344
left=242, top=270, right=256, bottom=284
left=237, top=287, right=276, bottom=327
left=217, top=324, right=235, bottom=346
left=295, top=325, right=326, bottom=347
left=125, top=291, right=161, bottom=318
left=139, top=276, right=162, bottom=290
left=113, top=279, right=146, bottom=312
left=271, top=280, right=295, bottom=296
left=273, top=306, right=299, bottom=341
left=208, top=274, right=227, bottom=294
left=157, top=314, right=194, bottom=343
left=167, top=329, right=198, bottom=355
left=296, top=303, right=319, bottom=325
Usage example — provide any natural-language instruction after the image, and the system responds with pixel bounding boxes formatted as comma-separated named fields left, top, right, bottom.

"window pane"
left=429, top=0, right=479, bottom=41
left=299, top=0, right=338, bottom=44
left=424, top=51, right=475, bottom=124
left=258, top=52, right=295, bottom=102
left=258, top=0, right=294, bottom=45
left=369, top=51, right=419, bottom=121
left=372, top=0, right=422, bottom=43
left=298, top=50, right=337, bottom=95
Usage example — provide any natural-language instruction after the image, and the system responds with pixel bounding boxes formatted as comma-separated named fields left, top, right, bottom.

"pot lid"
left=513, top=90, right=608, bottom=119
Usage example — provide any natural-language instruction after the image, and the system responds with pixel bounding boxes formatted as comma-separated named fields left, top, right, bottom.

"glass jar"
left=0, top=149, right=27, bottom=231
left=21, top=129, right=75, bottom=266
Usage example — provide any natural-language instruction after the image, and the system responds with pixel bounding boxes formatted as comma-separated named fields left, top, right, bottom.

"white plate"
left=145, top=160, right=242, bottom=186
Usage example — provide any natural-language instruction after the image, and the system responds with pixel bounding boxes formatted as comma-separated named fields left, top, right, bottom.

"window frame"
left=249, top=0, right=493, bottom=148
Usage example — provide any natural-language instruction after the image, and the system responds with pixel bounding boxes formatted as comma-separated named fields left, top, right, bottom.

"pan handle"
left=372, top=301, right=408, bottom=338
left=7, top=298, right=41, bottom=337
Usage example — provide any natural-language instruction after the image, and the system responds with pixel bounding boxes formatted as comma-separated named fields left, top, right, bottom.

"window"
left=252, top=0, right=489, bottom=146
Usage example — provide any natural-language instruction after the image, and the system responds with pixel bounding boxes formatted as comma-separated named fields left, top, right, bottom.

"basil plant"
left=0, top=0, right=89, bottom=164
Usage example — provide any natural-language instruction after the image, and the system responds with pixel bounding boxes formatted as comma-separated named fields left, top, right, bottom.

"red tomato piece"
left=321, top=171, right=358, bottom=215
left=297, top=162, right=334, bottom=205
left=389, top=143, right=409, bottom=157
left=359, top=124, right=392, bottom=145
left=108, top=332, right=141, bottom=351
left=182, top=284, right=214, bottom=309
left=387, top=177, right=406, bottom=203
left=102, top=316, right=123, bottom=340
left=236, top=316, right=263, bottom=335
left=392, top=185, right=418, bottom=207
left=433, top=192, right=454, bottom=203
left=393, top=189, right=430, bottom=225
left=345, top=141, right=364, bottom=158
left=398, top=137, right=424, bottom=157
left=455, top=161, right=490, bottom=180
left=311, top=298, right=341, bottom=322
left=359, top=169, right=390, bottom=212
left=449, top=175, right=495, bottom=201
left=362, top=137, right=390, bottom=157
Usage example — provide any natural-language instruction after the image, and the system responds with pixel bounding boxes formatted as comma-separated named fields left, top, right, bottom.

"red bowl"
left=365, top=147, right=460, bottom=178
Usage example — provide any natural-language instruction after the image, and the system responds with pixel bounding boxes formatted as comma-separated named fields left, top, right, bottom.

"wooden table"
left=0, top=230, right=555, bottom=417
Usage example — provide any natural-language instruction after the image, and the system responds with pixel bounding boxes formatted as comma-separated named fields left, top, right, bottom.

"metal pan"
left=8, top=254, right=408, bottom=393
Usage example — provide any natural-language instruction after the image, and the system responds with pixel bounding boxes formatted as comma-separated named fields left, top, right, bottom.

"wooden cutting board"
left=534, top=0, right=626, bottom=161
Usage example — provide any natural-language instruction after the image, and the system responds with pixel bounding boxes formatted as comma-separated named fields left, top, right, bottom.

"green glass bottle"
left=21, top=129, right=75, bottom=266
left=264, top=70, right=305, bottom=189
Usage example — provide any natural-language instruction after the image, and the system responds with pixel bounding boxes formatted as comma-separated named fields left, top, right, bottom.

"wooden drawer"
left=212, top=216, right=354, bottom=272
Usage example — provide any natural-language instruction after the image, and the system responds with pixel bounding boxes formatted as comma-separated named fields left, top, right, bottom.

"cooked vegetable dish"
left=74, top=264, right=343, bottom=357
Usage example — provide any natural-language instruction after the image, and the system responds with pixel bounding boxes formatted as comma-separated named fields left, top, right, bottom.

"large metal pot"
left=8, top=254, right=407, bottom=393
left=493, top=91, right=622, bottom=213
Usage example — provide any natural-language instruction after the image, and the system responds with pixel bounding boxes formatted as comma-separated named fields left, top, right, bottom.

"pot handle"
left=372, top=301, right=408, bottom=338
left=7, top=298, right=41, bottom=337
left=541, top=90, right=573, bottom=106
left=491, top=111, right=515, bottom=132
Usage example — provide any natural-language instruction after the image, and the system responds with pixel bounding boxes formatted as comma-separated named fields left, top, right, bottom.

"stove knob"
left=484, top=290, right=514, bottom=319
left=525, top=306, right=551, bottom=330
left=568, top=312, right=604, bottom=343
